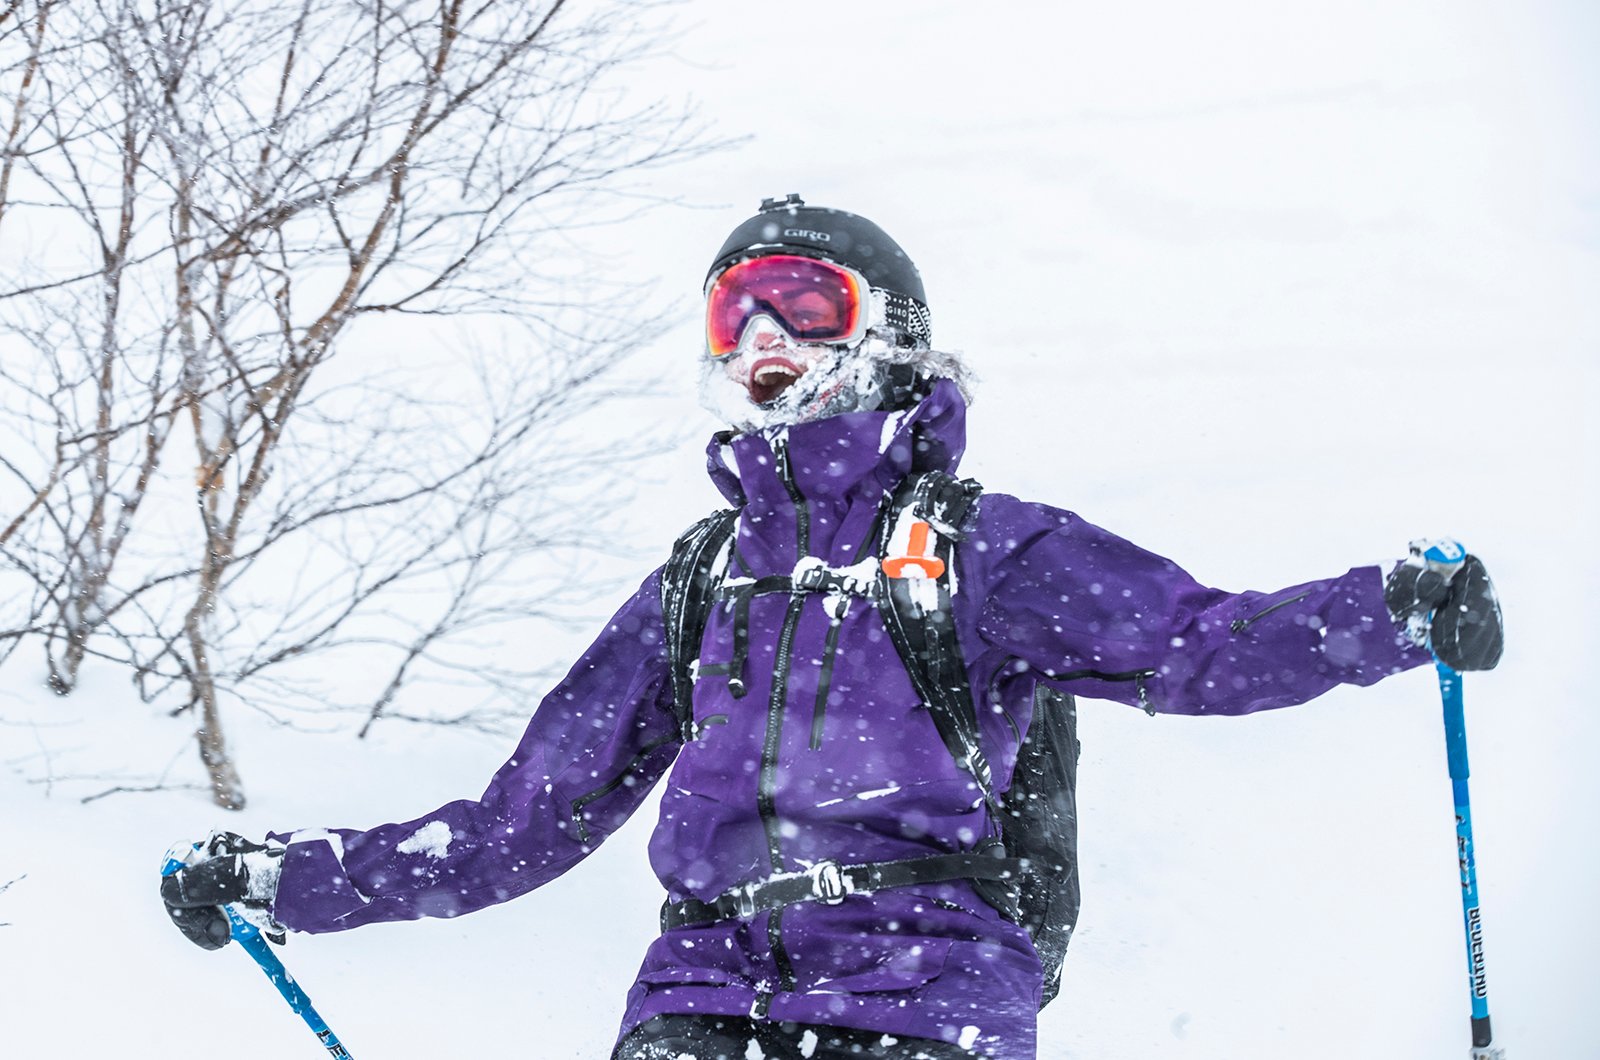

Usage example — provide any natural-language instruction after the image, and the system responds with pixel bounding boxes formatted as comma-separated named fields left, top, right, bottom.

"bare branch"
left=80, top=782, right=207, bottom=804
left=0, top=0, right=717, bottom=808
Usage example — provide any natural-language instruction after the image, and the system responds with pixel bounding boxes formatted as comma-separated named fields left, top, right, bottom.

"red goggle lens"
left=705, top=254, right=866, bottom=358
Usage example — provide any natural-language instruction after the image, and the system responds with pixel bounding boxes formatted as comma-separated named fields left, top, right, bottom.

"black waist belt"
left=661, top=851, right=1023, bottom=931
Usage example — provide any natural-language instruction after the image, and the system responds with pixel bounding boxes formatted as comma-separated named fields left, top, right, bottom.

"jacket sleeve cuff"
left=1319, top=565, right=1434, bottom=683
left=266, top=829, right=372, bottom=934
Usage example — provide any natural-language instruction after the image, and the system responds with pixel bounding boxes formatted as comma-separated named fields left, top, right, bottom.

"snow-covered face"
left=700, top=313, right=894, bottom=433
left=719, top=313, right=833, bottom=405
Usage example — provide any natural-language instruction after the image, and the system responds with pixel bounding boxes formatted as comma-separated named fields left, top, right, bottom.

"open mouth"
left=747, top=356, right=806, bottom=404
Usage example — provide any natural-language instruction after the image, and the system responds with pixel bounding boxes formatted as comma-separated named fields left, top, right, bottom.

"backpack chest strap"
left=660, top=847, right=1023, bottom=931
left=717, top=556, right=882, bottom=601
left=714, top=557, right=881, bottom=697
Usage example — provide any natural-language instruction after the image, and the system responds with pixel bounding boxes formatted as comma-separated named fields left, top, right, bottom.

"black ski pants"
left=613, top=1014, right=986, bottom=1060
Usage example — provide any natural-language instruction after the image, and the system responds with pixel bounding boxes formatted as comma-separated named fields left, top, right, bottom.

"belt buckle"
left=733, top=886, right=757, bottom=919
left=809, top=860, right=847, bottom=905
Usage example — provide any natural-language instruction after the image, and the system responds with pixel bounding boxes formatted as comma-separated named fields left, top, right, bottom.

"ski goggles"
left=704, top=254, right=871, bottom=359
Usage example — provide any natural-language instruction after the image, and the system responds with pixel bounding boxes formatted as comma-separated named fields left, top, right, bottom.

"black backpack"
left=661, top=470, right=1082, bottom=1008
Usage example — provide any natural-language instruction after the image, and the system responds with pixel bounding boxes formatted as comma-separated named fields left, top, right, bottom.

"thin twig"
left=80, top=782, right=208, bottom=804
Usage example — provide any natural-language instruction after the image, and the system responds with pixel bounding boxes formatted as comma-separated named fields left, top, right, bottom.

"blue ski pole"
left=1420, top=538, right=1505, bottom=1060
left=162, top=843, right=354, bottom=1058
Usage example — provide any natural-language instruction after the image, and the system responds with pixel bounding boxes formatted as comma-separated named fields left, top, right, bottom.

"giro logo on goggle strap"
left=705, top=254, right=867, bottom=358
left=784, top=228, right=831, bottom=241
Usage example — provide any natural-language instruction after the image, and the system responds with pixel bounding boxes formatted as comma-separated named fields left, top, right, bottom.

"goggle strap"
left=879, top=290, right=933, bottom=347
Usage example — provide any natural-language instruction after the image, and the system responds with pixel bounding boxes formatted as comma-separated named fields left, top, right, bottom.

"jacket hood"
left=704, top=377, right=969, bottom=509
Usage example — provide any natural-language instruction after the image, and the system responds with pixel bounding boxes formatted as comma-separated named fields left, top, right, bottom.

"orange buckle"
left=882, top=520, right=945, bottom=579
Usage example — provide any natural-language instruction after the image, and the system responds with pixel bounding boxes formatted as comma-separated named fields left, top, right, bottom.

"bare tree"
left=0, top=0, right=711, bottom=807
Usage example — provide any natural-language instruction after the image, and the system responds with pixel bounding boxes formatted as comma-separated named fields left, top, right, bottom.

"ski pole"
left=162, top=844, right=354, bottom=1058
left=1435, top=659, right=1504, bottom=1060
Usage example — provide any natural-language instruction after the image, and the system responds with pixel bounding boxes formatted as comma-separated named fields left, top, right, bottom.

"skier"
left=162, top=195, right=1505, bottom=1060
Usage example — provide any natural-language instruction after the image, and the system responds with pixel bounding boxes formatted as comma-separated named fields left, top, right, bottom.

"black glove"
left=1384, top=540, right=1504, bottom=672
left=160, top=831, right=284, bottom=950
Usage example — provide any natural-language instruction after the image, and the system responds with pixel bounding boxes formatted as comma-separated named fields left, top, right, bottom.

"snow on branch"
left=0, top=0, right=720, bottom=808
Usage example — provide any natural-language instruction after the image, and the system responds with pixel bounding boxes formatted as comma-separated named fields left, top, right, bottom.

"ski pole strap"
left=660, top=849, right=1024, bottom=931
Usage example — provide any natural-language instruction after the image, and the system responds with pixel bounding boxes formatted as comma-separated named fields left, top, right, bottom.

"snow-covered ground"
left=3, top=2, right=1596, bottom=1057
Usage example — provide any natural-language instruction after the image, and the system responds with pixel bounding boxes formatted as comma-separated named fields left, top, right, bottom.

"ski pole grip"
left=160, top=841, right=354, bottom=1057
left=161, top=840, right=198, bottom=877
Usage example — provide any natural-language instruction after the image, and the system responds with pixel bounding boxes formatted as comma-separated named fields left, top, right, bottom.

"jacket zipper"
left=984, top=670, right=1024, bottom=747
left=569, top=732, right=677, bottom=843
left=1035, top=665, right=1160, bottom=716
left=808, top=507, right=888, bottom=751
left=756, top=437, right=807, bottom=992
left=1231, top=590, right=1313, bottom=634
left=1039, top=665, right=1157, bottom=684
left=809, top=599, right=848, bottom=750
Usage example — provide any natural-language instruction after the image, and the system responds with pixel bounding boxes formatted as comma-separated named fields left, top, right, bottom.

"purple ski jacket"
left=269, top=380, right=1430, bottom=1059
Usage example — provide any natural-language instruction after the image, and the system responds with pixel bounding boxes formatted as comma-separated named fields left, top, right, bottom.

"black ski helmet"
left=706, top=194, right=932, bottom=347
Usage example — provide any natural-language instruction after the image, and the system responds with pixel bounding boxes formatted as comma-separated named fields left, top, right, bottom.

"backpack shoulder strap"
left=661, top=508, right=739, bottom=738
left=878, top=472, right=1086, bottom=1001
left=1008, top=681, right=1082, bottom=1007
left=875, top=470, right=994, bottom=808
